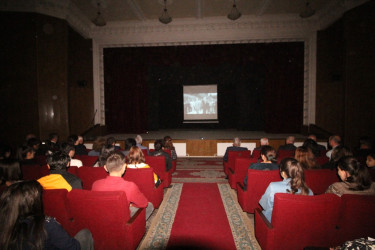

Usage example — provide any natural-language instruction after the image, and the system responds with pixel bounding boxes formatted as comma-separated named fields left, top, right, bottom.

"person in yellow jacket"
left=126, top=146, right=161, bottom=186
left=38, top=151, right=82, bottom=191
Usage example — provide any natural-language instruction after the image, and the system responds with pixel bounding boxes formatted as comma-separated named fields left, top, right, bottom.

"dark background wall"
left=316, top=1, right=375, bottom=147
left=0, top=12, right=93, bottom=146
left=104, top=42, right=304, bottom=134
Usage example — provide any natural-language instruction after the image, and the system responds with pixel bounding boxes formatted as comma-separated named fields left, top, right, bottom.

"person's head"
left=154, top=139, right=164, bottom=151
left=0, top=180, right=45, bottom=249
left=0, top=144, right=11, bottom=160
left=104, top=151, right=126, bottom=175
left=260, top=146, right=277, bottom=163
left=49, top=133, right=59, bottom=143
left=78, top=136, right=84, bottom=145
left=124, top=138, right=136, bottom=151
left=46, top=151, right=70, bottom=171
left=135, top=135, right=143, bottom=145
left=366, top=153, right=375, bottom=168
left=61, top=143, right=75, bottom=159
left=0, top=159, right=22, bottom=185
left=233, top=137, right=241, bottom=147
left=279, top=158, right=310, bottom=195
left=329, top=135, right=341, bottom=148
left=331, top=145, right=353, bottom=163
left=302, top=138, right=320, bottom=157
left=20, top=146, right=36, bottom=160
left=128, top=146, right=145, bottom=164
left=163, top=136, right=173, bottom=149
left=98, top=146, right=115, bottom=167
left=295, top=146, right=317, bottom=169
left=286, top=136, right=295, bottom=145
left=260, top=137, right=269, bottom=146
left=27, top=137, right=41, bottom=151
left=336, top=156, right=372, bottom=191
left=359, top=136, right=373, bottom=150
left=67, top=135, right=79, bottom=146
left=92, top=137, right=106, bottom=152
left=106, top=137, right=116, bottom=147
left=307, top=134, right=317, bottom=141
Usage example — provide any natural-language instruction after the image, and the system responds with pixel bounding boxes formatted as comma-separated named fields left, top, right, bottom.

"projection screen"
left=183, top=85, right=218, bottom=121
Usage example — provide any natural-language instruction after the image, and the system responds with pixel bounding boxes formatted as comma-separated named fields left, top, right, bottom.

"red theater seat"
left=255, top=193, right=341, bottom=250
left=67, top=166, right=79, bottom=176
left=237, top=169, right=282, bottom=213
left=21, top=164, right=49, bottom=180
left=124, top=168, right=164, bottom=208
left=74, top=155, right=98, bottom=167
left=276, top=149, right=295, bottom=163
left=224, top=150, right=251, bottom=176
left=67, top=190, right=146, bottom=250
left=252, top=149, right=261, bottom=159
left=228, top=157, right=257, bottom=189
left=304, top=169, right=339, bottom=195
left=145, top=155, right=171, bottom=188
left=316, top=155, right=329, bottom=166
left=77, top=166, right=107, bottom=190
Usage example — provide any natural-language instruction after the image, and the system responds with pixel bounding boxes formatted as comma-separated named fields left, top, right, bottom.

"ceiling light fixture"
left=159, top=0, right=172, bottom=24
left=300, top=0, right=315, bottom=18
left=227, top=0, right=241, bottom=21
left=92, top=2, right=106, bottom=27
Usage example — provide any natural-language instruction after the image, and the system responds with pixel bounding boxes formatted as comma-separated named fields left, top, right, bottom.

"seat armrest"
left=237, top=182, right=245, bottom=191
left=255, top=208, right=273, bottom=229
left=127, top=207, right=145, bottom=225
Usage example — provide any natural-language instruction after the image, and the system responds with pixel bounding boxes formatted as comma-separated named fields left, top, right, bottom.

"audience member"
left=45, top=133, right=60, bottom=153
left=122, top=138, right=137, bottom=156
left=325, top=156, right=375, bottom=197
left=75, top=135, right=88, bottom=155
left=294, top=146, right=319, bottom=169
left=321, top=145, right=353, bottom=170
left=326, top=135, right=341, bottom=159
left=259, top=158, right=313, bottom=222
left=366, top=153, right=375, bottom=168
left=163, top=135, right=177, bottom=160
left=223, top=137, right=248, bottom=162
left=18, top=146, right=37, bottom=165
left=0, top=143, right=11, bottom=160
left=302, top=138, right=322, bottom=157
left=107, top=136, right=121, bottom=151
left=68, top=134, right=88, bottom=156
left=253, top=137, right=269, bottom=151
left=127, top=146, right=161, bottom=186
left=0, top=180, right=93, bottom=249
left=0, top=159, right=22, bottom=187
left=94, top=145, right=115, bottom=167
left=88, top=137, right=106, bottom=156
left=135, top=135, right=149, bottom=155
left=27, top=137, right=42, bottom=156
left=243, top=146, right=279, bottom=189
left=38, top=151, right=82, bottom=191
left=307, top=133, right=327, bottom=152
left=149, top=139, right=172, bottom=171
left=354, top=136, right=373, bottom=165
left=61, top=143, right=83, bottom=168
left=91, top=151, right=154, bottom=219
left=278, top=136, right=296, bottom=151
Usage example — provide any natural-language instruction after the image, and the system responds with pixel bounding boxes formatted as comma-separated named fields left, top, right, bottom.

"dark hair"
left=0, top=180, right=46, bottom=250
left=27, top=138, right=41, bottom=148
left=124, top=138, right=136, bottom=151
left=105, top=151, right=126, bottom=172
left=302, top=138, right=320, bottom=157
left=48, top=133, right=58, bottom=141
left=331, top=145, right=353, bottom=163
left=128, top=146, right=145, bottom=165
left=20, top=146, right=36, bottom=160
left=106, top=137, right=116, bottom=147
left=98, top=146, right=115, bottom=167
left=279, top=158, right=310, bottom=195
left=46, top=151, right=70, bottom=171
left=337, top=156, right=372, bottom=191
left=92, top=137, right=106, bottom=152
left=61, top=143, right=75, bottom=156
left=0, top=159, right=22, bottom=185
left=154, top=139, right=164, bottom=151
left=163, top=136, right=174, bottom=150
left=67, top=135, right=78, bottom=146
left=261, top=146, right=277, bottom=163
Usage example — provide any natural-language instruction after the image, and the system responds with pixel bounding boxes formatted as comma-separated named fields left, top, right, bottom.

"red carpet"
left=167, top=183, right=236, bottom=249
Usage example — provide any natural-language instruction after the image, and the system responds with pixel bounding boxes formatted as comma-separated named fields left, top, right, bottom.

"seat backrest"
left=251, top=149, right=261, bottom=159
left=67, top=166, right=79, bottom=176
left=67, top=189, right=131, bottom=249
left=141, top=149, right=148, bottom=156
left=21, top=164, right=49, bottom=180
left=305, top=169, right=339, bottom=195
left=337, top=194, right=375, bottom=244
left=35, top=155, right=47, bottom=165
left=370, top=169, right=375, bottom=181
left=42, top=189, right=73, bottom=234
left=74, top=155, right=98, bottom=167
left=272, top=193, right=341, bottom=249
left=228, top=150, right=251, bottom=170
left=145, top=155, right=166, bottom=174
left=316, top=156, right=329, bottom=166
left=124, top=168, right=155, bottom=192
left=277, top=149, right=295, bottom=162
left=163, top=148, right=172, bottom=157
left=77, top=166, right=108, bottom=190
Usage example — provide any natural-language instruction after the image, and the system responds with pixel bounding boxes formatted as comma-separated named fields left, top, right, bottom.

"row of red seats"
left=255, top=193, right=375, bottom=250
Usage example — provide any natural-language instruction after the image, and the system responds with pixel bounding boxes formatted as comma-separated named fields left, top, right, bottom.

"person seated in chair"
left=122, top=138, right=136, bottom=156
left=223, top=137, right=248, bottom=162
left=38, top=151, right=82, bottom=191
left=45, top=133, right=60, bottom=153
left=325, top=156, right=375, bottom=197
left=259, top=158, right=313, bottom=222
left=68, top=134, right=88, bottom=156
left=135, top=135, right=149, bottom=155
left=107, top=136, right=122, bottom=151
left=253, top=137, right=269, bottom=151
left=92, top=151, right=154, bottom=220
left=61, top=143, right=83, bottom=168
left=163, top=136, right=177, bottom=160
left=149, top=139, right=172, bottom=171
left=277, top=136, right=296, bottom=152
left=243, top=146, right=279, bottom=189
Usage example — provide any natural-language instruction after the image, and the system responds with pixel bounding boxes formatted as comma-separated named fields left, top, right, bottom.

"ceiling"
left=71, top=0, right=337, bottom=24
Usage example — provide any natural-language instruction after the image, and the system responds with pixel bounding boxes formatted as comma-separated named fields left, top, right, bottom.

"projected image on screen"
left=183, top=85, right=218, bottom=121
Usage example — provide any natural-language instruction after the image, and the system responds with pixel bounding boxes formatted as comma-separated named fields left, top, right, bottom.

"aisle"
left=138, top=183, right=259, bottom=249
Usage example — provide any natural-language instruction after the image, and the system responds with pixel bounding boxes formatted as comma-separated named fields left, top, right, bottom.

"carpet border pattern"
left=218, top=183, right=261, bottom=250
left=138, top=183, right=183, bottom=250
